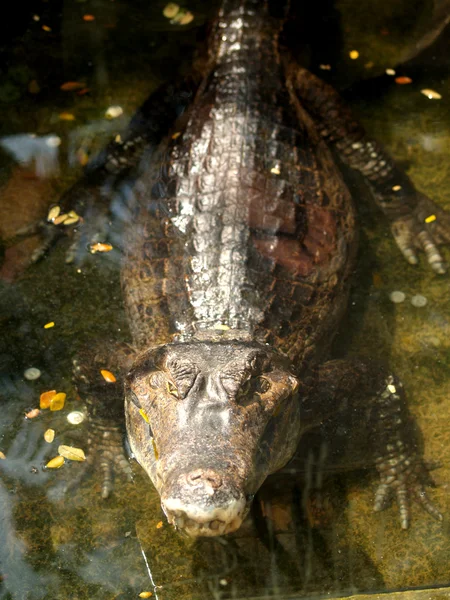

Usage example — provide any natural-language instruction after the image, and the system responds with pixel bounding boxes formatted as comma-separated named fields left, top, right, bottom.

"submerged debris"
left=44, top=429, right=55, bottom=443
left=389, top=291, right=406, bottom=304
left=411, top=294, right=427, bottom=308
left=67, top=411, right=85, bottom=425
left=25, top=408, right=40, bottom=419
left=24, top=367, right=41, bottom=380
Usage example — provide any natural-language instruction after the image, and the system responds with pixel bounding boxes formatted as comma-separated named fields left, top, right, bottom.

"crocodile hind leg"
left=287, top=64, right=450, bottom=274
left=6, top=77, right=198, bottom=266
left=304, top=359, right=442, bottom=529
left=61, top=340, right=137, bottom=499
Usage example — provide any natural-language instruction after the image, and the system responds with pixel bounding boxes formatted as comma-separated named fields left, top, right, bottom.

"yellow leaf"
left=40, top=390, right=56, bottom=409
left=46, top=456, right=65, bottom=469
left=50, top=392, right=66, bottom=411
left=101, top=369, right=116, bottom=383
left=58, top=445, right=86, bottom=461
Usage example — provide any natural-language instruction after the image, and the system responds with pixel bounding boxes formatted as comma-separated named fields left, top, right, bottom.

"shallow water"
left=0, top=1, right=449, bottom=599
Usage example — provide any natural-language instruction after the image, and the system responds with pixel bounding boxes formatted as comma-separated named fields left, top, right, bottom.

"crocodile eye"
left=149, top=371, right=165, bottom=389
left=254, top=376, right=270, bottom=394
left=166, top=381, right=179, bottom=398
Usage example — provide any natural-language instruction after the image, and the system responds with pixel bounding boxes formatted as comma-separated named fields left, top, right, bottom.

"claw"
left=417, top=230, right=447, bottom=274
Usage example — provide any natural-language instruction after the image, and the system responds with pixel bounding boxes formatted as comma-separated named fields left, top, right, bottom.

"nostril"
left=186, top=469, right=223, bottom=489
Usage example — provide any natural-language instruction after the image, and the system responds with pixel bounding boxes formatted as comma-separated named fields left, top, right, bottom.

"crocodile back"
left=121, top=0, right=357, bottom=366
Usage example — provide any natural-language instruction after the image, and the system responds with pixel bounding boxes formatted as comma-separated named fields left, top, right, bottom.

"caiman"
left=36, top=0, right=450, bottom=537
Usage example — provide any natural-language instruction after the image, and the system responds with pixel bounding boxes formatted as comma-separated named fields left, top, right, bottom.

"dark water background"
left=0, top=1, right=449, bottom=598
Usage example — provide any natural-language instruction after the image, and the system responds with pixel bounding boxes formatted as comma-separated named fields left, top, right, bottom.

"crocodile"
left=43, top=0, right=449, bottom=538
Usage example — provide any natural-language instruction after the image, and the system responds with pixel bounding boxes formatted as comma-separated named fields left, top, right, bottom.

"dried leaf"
left=40, top=390, right=56, bottom=409
left=58, top=445, right=86, bottom=461
left=90, top=242, right=113, bottom=253
left=60, top=81, right=86, bottom=91
left=101, top=369, right=116, bottom=383
left=156, top=521, right=163, bottom=529
left=139, top=593, right=153, bottom=598
left=44, top=322, right=55, bottom=329
left=44, top=429, right=55, bottom=443
left=420, top=89, right=442, bottom=100
left=0, top=452, right=6, bottom=460
left=395, top=76, right=412, bottom=85
left=50, top=392, right=66, bottom=411
left=46, top=456, right=64, bottom=469
left=163, top=3, right=179, bottom=18
left=25, top=408, right=41, bottom=419
left=83, top=14, right=95, bottom=21
left=59, top=112, right=76, bottom=121
left=47, top=205, right=60, bottom=221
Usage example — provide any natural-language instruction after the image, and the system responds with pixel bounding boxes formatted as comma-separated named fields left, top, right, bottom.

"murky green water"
left=0, top=1, right=449, bottom=598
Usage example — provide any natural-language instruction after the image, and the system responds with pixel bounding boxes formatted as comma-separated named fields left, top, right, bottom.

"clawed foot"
left=391, top=193, right=450, bottom=274
left=374, top=457, right=442, bottom=529
left=52, top=421, right=133, bottom=500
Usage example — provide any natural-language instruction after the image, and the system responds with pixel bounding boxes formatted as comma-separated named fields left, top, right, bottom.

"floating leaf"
left=58, top=445, right=86, bottom=461
left=83, top=14, right=95, bottom=21
left=42, top=25, right=52, bottom=32
left=105, top=105, right=123, bottom=119
left=156, top=521, right=163, bottom=529
left=44, top=322, right=55, bottom=329
left=40, top=390, right=56, bottom=409
left=46, top=456, right=64, bottom=469
left=0, top=452, right=6, bottom=460
left=53, top=214, right=68, bottom=225
left=395, top=76, right=412, bottom=85
left=101, top=369, right=116, bottom=383
left=25, top=408, right=40, bottom=419
left=90, top=242, right=113, bottom=253
left=50, top=392, right=66, bottom=411
left=60, top=81, right=86, bottom=91
left=349, top=50, right=359, bottom=59
left=44, top=429, right=55, bottom=443
left=421, top=89, right=442, bottom=100
left=59, top=112, right=76, bottom=121
left=139, top=592, right=153, bottom=598
left=163, top=3, right=180, bottom=18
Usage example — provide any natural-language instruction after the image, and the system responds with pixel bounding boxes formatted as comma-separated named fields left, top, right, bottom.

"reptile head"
left=125, top=341, right=301, bottom=537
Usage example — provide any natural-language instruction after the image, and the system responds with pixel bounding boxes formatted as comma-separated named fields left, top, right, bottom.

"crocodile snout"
left=161, top=468, right=246, bottom=537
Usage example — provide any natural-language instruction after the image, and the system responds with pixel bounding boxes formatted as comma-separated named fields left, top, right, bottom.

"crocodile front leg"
left=287, top=64, right=450, bottom=274
left=303, top=359, right=442, bottom=529
left=67, top=341, right=137, bottom=498
left=10, top=77, right=197, bottom=265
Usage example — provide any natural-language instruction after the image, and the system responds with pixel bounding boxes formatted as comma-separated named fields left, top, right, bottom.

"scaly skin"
left=32, top=0, right=446, bottom=536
